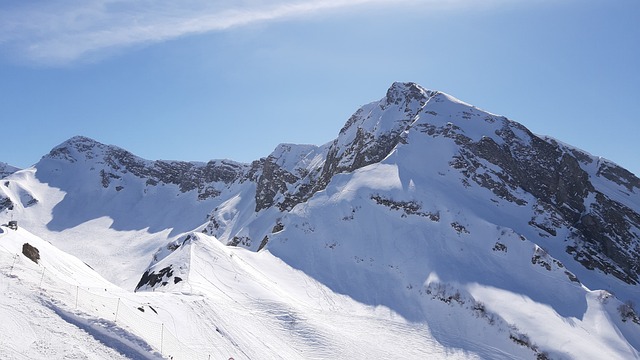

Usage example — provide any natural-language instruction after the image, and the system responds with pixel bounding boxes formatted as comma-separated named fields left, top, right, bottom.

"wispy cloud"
left=0, top=0, right=523, bottom=66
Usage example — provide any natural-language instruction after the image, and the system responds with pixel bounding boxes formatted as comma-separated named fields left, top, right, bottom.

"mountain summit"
left=1, top=82, right=639, bottom=359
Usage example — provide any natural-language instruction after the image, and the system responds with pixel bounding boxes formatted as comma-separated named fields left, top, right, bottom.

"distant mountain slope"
left=0, top=162, right=20, bottom=179
left=0, top=82, right=638, bottom=359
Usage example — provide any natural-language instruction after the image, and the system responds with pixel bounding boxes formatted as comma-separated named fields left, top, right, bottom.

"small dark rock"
left=22, top=243, right=40, bottom=264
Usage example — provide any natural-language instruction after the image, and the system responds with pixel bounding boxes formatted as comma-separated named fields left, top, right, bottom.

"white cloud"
left=0, top=0, right=527, bottom=65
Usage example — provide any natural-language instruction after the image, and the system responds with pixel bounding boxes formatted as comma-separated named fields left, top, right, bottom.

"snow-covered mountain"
left=0, top=161, right=20, bottom=179
left=1, top=82, right=639, bottom=359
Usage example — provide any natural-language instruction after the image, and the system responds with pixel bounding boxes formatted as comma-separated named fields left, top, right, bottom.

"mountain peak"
left=384, top=81, right=434, bottom=107
left=43, top=136, right=111, bottom=163
left=57, top=135, right=103, bottom=150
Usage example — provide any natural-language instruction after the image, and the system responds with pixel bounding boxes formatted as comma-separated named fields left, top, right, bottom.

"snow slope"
left=0, top=225, right=163, bottom=359
left=0, top=225, right=514, bottom=360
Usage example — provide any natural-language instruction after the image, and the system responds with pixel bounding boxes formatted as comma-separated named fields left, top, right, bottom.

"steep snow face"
left=269, top=143, right=327, bottom=175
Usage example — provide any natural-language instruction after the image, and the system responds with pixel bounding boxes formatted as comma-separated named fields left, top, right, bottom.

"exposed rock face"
left=571, top=193, right=640, bottom=284
left=467, top=130, right=639, bottom=284
left=597, top=162, right=640, bottom=192
left=248, top=143, right=328, bottom=212
left=0, top=196, right=13, bottom=213
left=135, top=266, right=174, bottom=291
left=253, top=156, right=299, bottom=212
left=0, top=164, right=20, bottom=212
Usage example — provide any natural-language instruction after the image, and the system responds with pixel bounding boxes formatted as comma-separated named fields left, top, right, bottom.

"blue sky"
left=0, top=0, right=638, bottom=176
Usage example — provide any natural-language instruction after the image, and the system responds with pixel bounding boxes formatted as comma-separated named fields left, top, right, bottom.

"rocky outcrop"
left=253, top=156, right=299, bottom=212
left=22, top=243, right=40, bottom=264
left=0, top=196, right=13, bottom=213
left=571, top=193, right=640, bottom=284
left=597, top=162, right=640, bottom=192
left=135, top=266, right=175, bottom=291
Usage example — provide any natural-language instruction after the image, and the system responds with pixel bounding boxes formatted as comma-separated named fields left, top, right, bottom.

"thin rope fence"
left=116, top=300, right=165, bottom=350
left=0, top=249, right=220, bottom=360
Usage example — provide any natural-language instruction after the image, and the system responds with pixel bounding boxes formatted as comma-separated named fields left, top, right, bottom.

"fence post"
left=39, top=267, right=45, bottom=288
left=115, top=298, right=121, bottom=323
left=9, top=254, right=17, bottom=275
left=9, top=254, right=20, bottom=276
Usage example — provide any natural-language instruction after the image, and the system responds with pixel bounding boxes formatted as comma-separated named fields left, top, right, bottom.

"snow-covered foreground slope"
left=0, top=226, right=163, bottom=359
left=2, top=224, right=637, bottom=359
left=1, top=225, right=514, bottom=359
left=0, top=82, right=639, bottom=359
